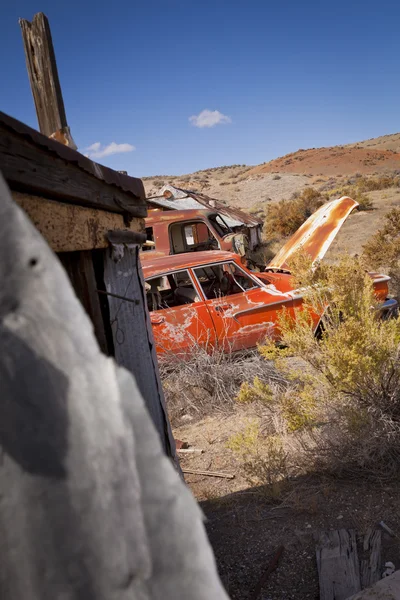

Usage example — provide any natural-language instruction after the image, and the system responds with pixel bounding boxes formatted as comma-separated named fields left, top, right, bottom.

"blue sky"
left=1, top=0, right=400, bottom=176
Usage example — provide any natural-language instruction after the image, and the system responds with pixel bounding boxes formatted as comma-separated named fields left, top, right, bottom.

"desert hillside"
left=142, top=132, right=400, bottom=256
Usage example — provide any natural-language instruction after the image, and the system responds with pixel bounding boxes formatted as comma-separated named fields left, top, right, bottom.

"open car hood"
left=267, top=196, right=359, bottom=271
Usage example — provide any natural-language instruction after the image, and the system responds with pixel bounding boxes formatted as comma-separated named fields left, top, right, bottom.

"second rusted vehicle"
left=142, top=208, right=260, bottom=266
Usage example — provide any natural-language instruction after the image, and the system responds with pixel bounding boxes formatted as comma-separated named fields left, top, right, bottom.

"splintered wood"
left=316, top=529, right=382, bottom=600
left=360, top=529, right=381, bottom=590
left=316, top=530, right=361, bottom=600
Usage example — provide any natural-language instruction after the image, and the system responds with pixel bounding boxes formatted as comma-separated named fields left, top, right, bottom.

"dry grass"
left=159, top=344, right=283, bottom=427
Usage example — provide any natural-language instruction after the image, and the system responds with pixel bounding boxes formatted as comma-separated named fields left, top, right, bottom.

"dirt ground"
left=175, top=413, right=400, bottom=600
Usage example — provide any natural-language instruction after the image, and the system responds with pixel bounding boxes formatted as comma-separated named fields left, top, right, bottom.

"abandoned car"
left=143, top=197, right=398, bottom=356
left=141, top=209, right=260, bottom=267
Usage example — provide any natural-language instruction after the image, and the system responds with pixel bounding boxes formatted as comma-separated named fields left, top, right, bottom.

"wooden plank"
left=0, top=125, right=147, bottom=218
left=58, top=251, right=109, bottom=354
left=13, top=192, right=144, bottom=253
left=19, top=13, right=73, bottom=144
left=103, top=245, right=176, bottom=457
left=360, top=529, right=381, bottom=589
left=316, top=529, right=361, bottom=600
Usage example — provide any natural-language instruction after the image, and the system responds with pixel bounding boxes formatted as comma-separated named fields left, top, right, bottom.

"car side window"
left=226, top=262, right=260, bottom=292
left=193, top=262, right=260, bottom=300
left=145, top=270, right=200, bottom=311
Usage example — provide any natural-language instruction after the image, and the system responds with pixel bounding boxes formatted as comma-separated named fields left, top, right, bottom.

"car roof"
left=145, top=208, right=214, bottom=225
left=142, top=251, right=239, bottom=279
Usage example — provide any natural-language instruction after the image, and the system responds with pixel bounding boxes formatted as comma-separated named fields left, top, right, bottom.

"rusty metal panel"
left=103, top=245, right=176, bottom=457
left=148, top=185, right=262, bottom=228
left=267, top=196, right=359, bottom=270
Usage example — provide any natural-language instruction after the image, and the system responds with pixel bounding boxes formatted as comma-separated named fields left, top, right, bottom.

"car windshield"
left=208, top=214, right=232, bottom=237
left=193, top=262, right=260, bottom=300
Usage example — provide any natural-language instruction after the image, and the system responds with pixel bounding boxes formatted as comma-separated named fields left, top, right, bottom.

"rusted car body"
left=143, top=196, right=398, bottom=356
left=142, top=209, right=257, bottom=264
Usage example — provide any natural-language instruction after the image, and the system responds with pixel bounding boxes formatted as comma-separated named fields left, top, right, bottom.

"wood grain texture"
left=316, top=529, right=361, bottom=600
left=19, top=13, right=67, bottom=138
left=1, top=126, right=147, bottom=217
left=103, top=246, right=176, bottom=456
left=360, top=529, right=381, bottom=590
left=13, top=192, right=144, bottom=253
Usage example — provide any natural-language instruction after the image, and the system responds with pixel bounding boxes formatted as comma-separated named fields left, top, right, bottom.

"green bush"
left=249, top=252, right=400, bottom=477
left=264, top=187, right=326, bottom=238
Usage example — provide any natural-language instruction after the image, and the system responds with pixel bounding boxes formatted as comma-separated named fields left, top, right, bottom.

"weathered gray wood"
left=0, top=125, right=147, bottom=217
left=0, top=172, right=228, bottom=600
left=19, top=13, right=70, bottom=141
left=316, top=529, right=361, bottom=600
left=360, top=529, right=381, bottom=589
left=103, top=245, right=176, bottom=457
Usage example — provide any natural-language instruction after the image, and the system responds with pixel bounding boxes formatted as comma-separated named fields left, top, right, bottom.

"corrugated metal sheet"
left=148, top=185, right=262, bottom=229
left=0, top=111, right=145, bottom=200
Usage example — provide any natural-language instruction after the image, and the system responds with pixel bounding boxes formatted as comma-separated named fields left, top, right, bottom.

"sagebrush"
left=263, top=187, right=326, bottom=239
left=237, top=252, right=400, bottom=478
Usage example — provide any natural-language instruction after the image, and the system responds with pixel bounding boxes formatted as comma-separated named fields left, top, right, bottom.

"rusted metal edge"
left=250, top=545, right=284, bottom=600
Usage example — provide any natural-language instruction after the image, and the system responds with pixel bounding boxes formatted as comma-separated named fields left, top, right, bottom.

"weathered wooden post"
left=19, top=12, right=77, bottom=148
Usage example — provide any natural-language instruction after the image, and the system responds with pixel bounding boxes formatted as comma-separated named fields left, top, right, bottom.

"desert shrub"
left=358, top=174, right=400, bottom=192
left=246, top=252, right=400, bottom=477
left=356, top=192, right=374, bottom=211
left=327, top=174, right=400, bottom=212
left=227, top=422, right=289, bottom=496
left=264, top=187, right=325, bottom=238
left=272, top=174, right=281, bottom=180
left=363, top=207, right=400, bottom=297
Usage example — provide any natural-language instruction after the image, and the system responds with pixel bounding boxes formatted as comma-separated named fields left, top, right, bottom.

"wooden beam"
left=0, top=127, right=147, bottom=217
left=316, top=529, right=361, bottom=600
left=13, top=192, right=144, bottom=253
left=19, top=13, right=76, bottom=148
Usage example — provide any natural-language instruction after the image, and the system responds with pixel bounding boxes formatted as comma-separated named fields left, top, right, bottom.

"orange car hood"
left=267, top=196, right=359, bottom=271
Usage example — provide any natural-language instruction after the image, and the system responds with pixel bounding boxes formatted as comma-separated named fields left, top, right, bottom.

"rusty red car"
left=143, top=197, right=397, bottom=356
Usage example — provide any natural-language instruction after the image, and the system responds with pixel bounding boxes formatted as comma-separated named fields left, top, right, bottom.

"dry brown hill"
left=142, top=132, right=400, bottom=256
left=346, top=132, right=400, bottom=153
left=247, top=146, right=400, bottom=177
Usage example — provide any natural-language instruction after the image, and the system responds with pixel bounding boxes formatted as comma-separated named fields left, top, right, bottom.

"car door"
left=145, top=268, right=217, bottom=357
left=191, top=261, right=295, bottom=352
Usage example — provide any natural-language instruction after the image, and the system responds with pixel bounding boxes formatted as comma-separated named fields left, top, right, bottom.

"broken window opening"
left=145, top=270, right=200, bottom=312
left=142, top=226, right=155, bottom=251
left=193, top=262, right=260, bottom=300
left=208, top=213, right=232, bottom=237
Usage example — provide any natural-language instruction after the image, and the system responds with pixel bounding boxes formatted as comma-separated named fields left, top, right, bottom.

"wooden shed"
left=0, top=110, right=175, bottom=459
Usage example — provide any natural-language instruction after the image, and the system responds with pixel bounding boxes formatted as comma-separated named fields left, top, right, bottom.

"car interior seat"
left=174, top=284, right=199, bottom=304
left=149, top=279, right=162, bottom=311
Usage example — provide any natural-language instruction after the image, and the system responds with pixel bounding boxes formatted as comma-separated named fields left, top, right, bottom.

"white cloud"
left=85, top=141, right=135, bottom=159
left=86, top=142, right=101, bottom=152
left=189, top=109, right=232, bottom=128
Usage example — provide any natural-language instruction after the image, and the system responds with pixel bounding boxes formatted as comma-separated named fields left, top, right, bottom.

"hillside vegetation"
left=142, top=132, right=400, bottom=258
